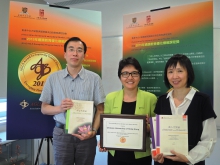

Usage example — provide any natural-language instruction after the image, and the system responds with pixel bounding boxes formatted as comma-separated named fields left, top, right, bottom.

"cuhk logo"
left=146, top=15, right=151, bottom=24
left=39, top=9, right=44, bottom=17
left=132, top=17, right=137, bottom=23
left=22, top=7, right=28, bottom=13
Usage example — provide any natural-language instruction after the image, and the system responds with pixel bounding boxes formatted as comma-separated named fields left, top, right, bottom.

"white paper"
left=66, top=100, right=94, bottom=134
left=103, top=118, right=143, bottom=149
left=157, top=115, right=188, bottom=155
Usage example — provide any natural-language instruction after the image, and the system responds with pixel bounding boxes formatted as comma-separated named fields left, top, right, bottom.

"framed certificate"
left=100, top=114, right=146, bottom=151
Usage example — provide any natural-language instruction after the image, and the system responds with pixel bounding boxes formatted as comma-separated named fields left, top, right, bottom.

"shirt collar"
left=63, top=66, right=85, bottom=79
left=78, top=66, right=85, bottom=79
left=166, top=87, right=196, bottom=101
left=63, top=68, right=69, bottom=78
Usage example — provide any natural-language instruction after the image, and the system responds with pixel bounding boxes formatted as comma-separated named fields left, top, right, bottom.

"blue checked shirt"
left=39, top=67, right=105, bottom=124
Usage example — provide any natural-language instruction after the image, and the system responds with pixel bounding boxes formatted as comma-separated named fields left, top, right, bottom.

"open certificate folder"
left=65, top=100, right=94, bottom=134
left=156, top=115, right=188, bottom=155
left=150, top=117, right=157, bottom=156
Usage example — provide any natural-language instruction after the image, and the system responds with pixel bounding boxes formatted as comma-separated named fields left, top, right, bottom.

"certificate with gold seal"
left=65, top=100, right=94, bottom=134
left=100, top=114, right=146, bottom=151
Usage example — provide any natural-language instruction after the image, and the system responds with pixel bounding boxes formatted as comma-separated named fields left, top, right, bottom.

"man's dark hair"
left=64, top=37, right=87, bottom=53
left=118, top=57, right=142, bottom=78
left=164, top=54, right=195, bottom=88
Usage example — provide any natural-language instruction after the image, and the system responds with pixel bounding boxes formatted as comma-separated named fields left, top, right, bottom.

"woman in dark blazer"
left=153, top=54, right=217, bottom=165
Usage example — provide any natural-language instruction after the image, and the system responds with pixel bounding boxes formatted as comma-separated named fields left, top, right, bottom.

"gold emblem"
left=120, top=137, right=126, bottom=143
left=18, top=51, right=62, bottom=94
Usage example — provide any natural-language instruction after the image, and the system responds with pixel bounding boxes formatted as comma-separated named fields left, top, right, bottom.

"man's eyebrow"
left=67, top=46, right=83, bottom=49
left=68, top=46, right=74, bottom=49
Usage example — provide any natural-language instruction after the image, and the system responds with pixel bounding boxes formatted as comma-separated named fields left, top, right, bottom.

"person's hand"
left=152, top=152, right=164, bottom=164
left=146, top=114, right=150, bottom=132
left=164, top=150, right=189, bottom=163
left=60, top=98, right=73, bottom=112
left=97, top=141, right=108, bottom=152
left=72, top=130, right=96, bottom=140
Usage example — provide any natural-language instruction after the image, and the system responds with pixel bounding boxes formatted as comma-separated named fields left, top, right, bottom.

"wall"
left=2, top=0, right=219, bottom=125
left=0, top=0, right=46, bottom=99
left=214, top=28, right=220, bottom=129
left=54, top=0, right=220, bottom=164
left=71, top=0, right=220, bottom=128
left=0, top=0, right=219, bottom=164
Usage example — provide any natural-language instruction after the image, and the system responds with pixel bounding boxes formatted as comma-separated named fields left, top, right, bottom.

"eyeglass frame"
left=120, top=71, right=140, bottom=78
left=67, top=48, right=84, bottom=53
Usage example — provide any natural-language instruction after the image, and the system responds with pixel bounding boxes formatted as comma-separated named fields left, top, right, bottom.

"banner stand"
left=34, top=136, right=53, bottom=165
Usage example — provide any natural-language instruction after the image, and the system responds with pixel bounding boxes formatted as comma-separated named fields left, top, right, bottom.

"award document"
left=65, top=100, right=94, bottom=134
left=156, top=115, right=188, bottom=155
left=100, top=114, right=146, bottom=151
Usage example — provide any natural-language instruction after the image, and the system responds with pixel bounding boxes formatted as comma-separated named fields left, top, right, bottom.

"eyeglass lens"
left=121, top=71, right=139, bottom=77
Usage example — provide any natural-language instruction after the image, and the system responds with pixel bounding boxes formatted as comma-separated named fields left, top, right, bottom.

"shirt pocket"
left=78, top=89, right=92, bottom=101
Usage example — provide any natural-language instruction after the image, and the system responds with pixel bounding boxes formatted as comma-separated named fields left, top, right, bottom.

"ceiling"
left=44, top=0, right=114, bottom=6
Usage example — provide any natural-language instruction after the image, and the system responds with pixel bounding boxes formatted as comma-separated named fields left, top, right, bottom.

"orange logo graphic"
left=120, top=137, right=126, bottom=143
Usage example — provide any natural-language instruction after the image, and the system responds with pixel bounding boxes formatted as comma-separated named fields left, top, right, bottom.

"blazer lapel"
left=135, top=89, right=145, bottom=115
left=112, top=90, right=123, bottom=114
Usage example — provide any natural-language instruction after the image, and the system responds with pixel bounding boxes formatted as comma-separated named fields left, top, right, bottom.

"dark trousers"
left=53, top=126, right=97, bottom=165
left=108, top=152, right=152, bottom=165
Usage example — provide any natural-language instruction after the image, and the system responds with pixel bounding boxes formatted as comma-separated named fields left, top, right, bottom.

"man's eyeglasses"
left=68, top=48, right=84, bottom=53
left=121, top=71, right=140, bottom=78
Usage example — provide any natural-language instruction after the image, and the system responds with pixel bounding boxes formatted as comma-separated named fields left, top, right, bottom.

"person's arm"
left=186, top=118, right=217, bottom=165
left=41, top=98, right=73, bottom=115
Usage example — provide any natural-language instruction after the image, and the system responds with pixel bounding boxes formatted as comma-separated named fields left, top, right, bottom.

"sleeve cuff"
left=92, top=127, right=97, bottom=134
left=186, top=155, right=194, bottom=165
